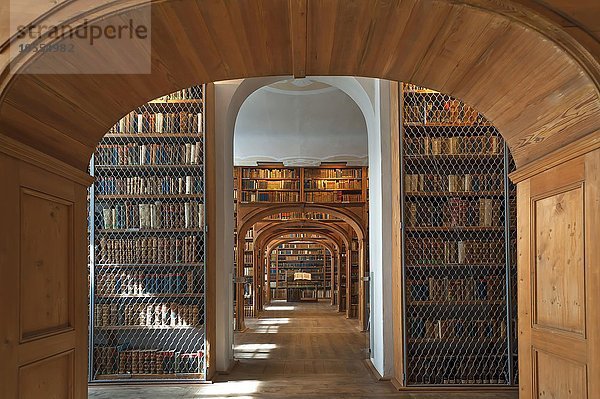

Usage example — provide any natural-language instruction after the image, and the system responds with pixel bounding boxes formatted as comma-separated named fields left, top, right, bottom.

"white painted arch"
left=213, top=76, right=395, bottom=378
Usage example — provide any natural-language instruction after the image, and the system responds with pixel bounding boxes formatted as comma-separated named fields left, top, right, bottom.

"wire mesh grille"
left=401, top=83, right=517, bottom=386
left=88, top=85, right=206, bottom=382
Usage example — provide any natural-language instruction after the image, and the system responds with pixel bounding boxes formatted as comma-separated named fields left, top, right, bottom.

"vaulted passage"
left=1, top=2, right=599, bottom=399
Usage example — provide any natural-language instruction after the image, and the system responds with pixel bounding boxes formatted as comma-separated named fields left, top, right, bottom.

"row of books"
left=405, top=198, right=502, bottom=227
left=405, top=239, right=504, bottom=265
left=97, top=236, right=201, bottom=264
left=264, top=208, right=344, bottom=222
left=94, top=303, right=201, bottom=327
left=95, top=143, right=203, bottom=166
left=154, top=86, right=203, bottom=101
left=100, top=201, right=204, bottom=230
left=244, top=242, right=254, bottom=251
left=404, top=173, right=503, bottom=193
left=280, top=244, right=322, bottom=250
left=403, top=83, right=431, bottom=92
left=409, top=355, right=507, bottom=385
left=278, top=255, right=324, bottom=261
left=304, top=168, right=362, bottom=179
left=241, top=180, right=299, bottom=190
left=305, top=192, right=362, bottom=203
left=241, top=191, right=300, bottom=202
left=408, top=277, right=504, bottom=302
left=278, top=262, right=323, bottom=269
left=404, top=134, right=501, bottom=155
left=241, top=168, right=296, bottom=178
left=304, top=179, right=361, bottom=190
left=94, top=347, right=203, bottom=375
left=403, top=101, right=485, bottom=125
left=243, top=253, right=253, bottom=264
left=96, top=272, right=197, bottom=295
left=109, top=111, right=203, bottom=134
left=409, top=317, right=507, bottom=340
left=95, top=176, right=203, bottom=196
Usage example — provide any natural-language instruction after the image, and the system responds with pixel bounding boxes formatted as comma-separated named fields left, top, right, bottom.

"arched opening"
left=230, top=77, right=372, bottom=382
left=1, top=2, right=598, bottom=399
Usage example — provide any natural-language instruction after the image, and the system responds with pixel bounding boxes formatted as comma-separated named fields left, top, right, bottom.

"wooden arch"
left=265, top=236, right=340, bottom=257
left=254, top=220, right=353, bottom=249
left=1, top=1, right=599, bottom=397
left=239, top=204, right=365, bottom=245
left=262, top=237, right=339, bottom=308
left=260, top=233, right=343, bottom=306
left=250, top=220, right=363, bottom=320
left=0, top=0, right=598, bottom=171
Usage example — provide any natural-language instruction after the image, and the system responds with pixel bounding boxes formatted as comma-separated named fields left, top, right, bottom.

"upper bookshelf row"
left=236, top=166, right=367, bottom=204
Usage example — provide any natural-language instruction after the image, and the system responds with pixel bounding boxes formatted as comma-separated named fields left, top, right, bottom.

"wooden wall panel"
left=534, top=349, right=587, bottom=399
left=20, top=189, right=73, bottom=341
left=19, top=351, right=74, bottom=399
left=0, top=141, right=90, bottom=399
left=533, top=186, right=585, bottom=335
left=517, top=150, right=599, bottom=399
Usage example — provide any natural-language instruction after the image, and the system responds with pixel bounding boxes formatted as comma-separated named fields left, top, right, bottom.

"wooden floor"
left=88, top=301, right=518, bottom=398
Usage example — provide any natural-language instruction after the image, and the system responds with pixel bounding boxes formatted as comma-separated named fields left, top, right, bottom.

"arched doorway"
left=0, top=2, right=598, bottom=398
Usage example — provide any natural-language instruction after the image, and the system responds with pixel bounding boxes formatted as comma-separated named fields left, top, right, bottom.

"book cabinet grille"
left=400, top=84, right=518, bottom=387
left=88, top=85, right=207, bottom=382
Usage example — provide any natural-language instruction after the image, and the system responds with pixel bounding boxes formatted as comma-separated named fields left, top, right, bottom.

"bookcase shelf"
left=270, top=243, right=330, bottom=302
left=399, top=83, right=517, bottom=388
left=96, top=325, right=204, bottom=330
left=88, top=85, right=207, bottom=383
left=237, top=165, right=367, bottom=205
left=104, top=133, right=203, bottom=139
left=96, top=263, right=204, bottom=268
left=97, top=293, right=205, bottom=299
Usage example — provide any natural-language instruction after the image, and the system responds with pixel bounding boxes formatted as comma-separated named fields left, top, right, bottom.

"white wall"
left=234, top=86, right=368, bottom=166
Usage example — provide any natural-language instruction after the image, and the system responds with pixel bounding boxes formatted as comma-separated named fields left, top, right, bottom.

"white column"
left=368, top=79, right=394, bottom=378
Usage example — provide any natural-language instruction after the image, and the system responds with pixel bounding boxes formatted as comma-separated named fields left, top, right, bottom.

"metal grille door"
left=88, top=85, right=206, bottom=382
left=401, top=84, right=517, bottom=386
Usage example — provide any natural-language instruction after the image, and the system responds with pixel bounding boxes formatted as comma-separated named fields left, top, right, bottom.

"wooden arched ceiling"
left=254, top=221, right=352, bottom=249
left=0, top=0, right=598, bottom=170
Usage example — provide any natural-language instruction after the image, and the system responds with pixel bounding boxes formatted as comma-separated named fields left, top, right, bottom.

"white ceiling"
left=233, top=78, right=368, bottom=166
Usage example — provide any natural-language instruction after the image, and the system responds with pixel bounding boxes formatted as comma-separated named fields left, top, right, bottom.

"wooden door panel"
left=0, top=151, right=89, bottom=399
left=20, top=188, right=74, bottom=341
left=19, top=351, right=74, bottom=399
left=518, top=151, right=598, bottom=399
left=534, top=349, right=587, bottom=399
left=533, top=185, right=585, bottom=336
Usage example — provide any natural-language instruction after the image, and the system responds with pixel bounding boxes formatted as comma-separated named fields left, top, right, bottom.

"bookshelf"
left=349, top=238, right=360, bottom=318
left=243, top=227, right=255, bottom=318
left=399, top=84, right=517, bottom=387
left=240, top=166, right=300, bottom=203
left=233, top=164, right=369, bottom=329
left=88, top=85, right=207, bottom=382
left=270, top=243, right=328, bottom=302
left=237, top=165, right=367, bottom=205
